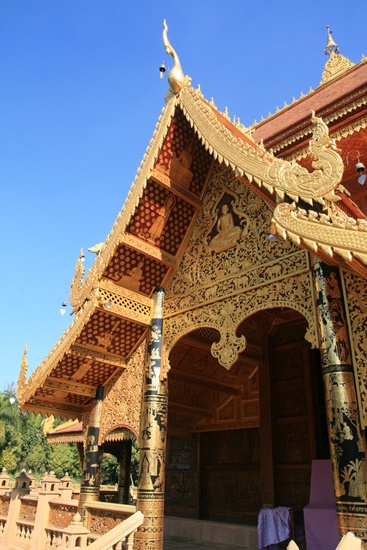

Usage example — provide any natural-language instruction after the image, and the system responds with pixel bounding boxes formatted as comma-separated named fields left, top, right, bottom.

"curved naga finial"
left=162, top=19, right=191, bottom=94
left=267, top=111, right=344, bottom=203
left=17, top=344, right=28, bottom=402
left=69, top=248, right=86, bottom=314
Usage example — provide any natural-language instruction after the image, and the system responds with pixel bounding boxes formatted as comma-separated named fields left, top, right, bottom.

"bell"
left=159, top=62, right=166, bottom=79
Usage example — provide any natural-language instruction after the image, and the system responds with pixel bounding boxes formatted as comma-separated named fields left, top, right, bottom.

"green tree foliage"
left=0, top=386, right=22, bottom=472
left=0, top=388, right=138, bottom=488
left=19, top=412, right=49, bottom=468
left=131, top=442, right=140, bottom=485
left=48, top=444, right=81, bottom=479
left=101, top=453, right=119, bottom=485
left=0, top=447, right=18, bottom=472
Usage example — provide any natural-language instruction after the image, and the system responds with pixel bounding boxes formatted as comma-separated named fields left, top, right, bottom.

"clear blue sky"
left=0, top=1, right=366, bottom=391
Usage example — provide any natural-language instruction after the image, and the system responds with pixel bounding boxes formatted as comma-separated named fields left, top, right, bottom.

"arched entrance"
left=165, top=307, right=328, bottom=524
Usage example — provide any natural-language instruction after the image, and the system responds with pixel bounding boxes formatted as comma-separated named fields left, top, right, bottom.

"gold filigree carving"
left=343, top=270, right=367, bottom=429
left=17, top=345, right=28, bottom=402
left=165, top=165, right=304, bottom=303
left=164, top=271, right=317, bottom=371
left=48, top=502, right=76, bottom=528
left=69, top=249, right=87, bottom=313
left=99, top=341, right=147, bottom=443
left=273, top=202, right=367, bottom=273
left=267, top=111, right=343, bottom=202
left=43, top=377, right=96, bottom=398
left=179, top=87, right=343, bottom=202
left=320, top=52, right=355, bottom=86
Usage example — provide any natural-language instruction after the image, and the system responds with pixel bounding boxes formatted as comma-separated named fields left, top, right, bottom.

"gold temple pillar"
left=313, top=259, right=367, bottom=541
left=135, top=288, right=167, bottom=550
left=78, top=386, right=104, bottom=521
left=117, top=439, right=132, bottom=504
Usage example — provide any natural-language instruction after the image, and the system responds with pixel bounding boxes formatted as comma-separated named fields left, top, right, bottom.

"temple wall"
left=342, top=270, right=367, bottom=430
left=164, top=164, right=319, bottom=368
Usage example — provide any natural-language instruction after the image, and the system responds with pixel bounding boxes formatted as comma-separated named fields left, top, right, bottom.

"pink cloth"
left=304, top=460, right=339, bottom=550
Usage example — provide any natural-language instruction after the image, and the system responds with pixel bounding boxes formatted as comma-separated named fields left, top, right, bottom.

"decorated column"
left=313, top=259, right=367, bottom=540
left=78, top=386, right=104, bottom=521
left=135, top=287, right=167, bottom=550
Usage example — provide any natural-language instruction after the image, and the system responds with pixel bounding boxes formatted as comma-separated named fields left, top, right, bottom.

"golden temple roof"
left=17, top=23, right=367, bottom=420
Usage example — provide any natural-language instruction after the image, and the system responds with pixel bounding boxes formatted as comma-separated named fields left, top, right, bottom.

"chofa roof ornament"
left=162, top=19, right=191, bottom=96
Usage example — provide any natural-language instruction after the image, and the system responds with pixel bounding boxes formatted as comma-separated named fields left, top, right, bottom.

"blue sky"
left=0, top=0, right=366, bottom=392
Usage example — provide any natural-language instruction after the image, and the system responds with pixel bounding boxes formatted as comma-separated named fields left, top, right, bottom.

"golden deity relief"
left=208, top=202, right=243, bottom=252
left=119, top=260, right=144, bottom=291
left=206, top=193, right=249, bottom=253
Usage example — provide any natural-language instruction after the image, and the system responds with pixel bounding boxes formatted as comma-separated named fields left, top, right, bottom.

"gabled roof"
left=253, top=60, right=367, bottom=153
left=17, top=23, right=367, bottom=419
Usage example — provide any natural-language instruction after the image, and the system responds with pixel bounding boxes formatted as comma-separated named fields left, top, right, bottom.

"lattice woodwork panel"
left=75, top=310, right=146, bottom=358
left=102, top=244, right=168, bottom=295
left=127, top=180, right=196, bottom=256
left=190, top=327, right=220, bottom=342
left=156, top=110, right=212, bottom=196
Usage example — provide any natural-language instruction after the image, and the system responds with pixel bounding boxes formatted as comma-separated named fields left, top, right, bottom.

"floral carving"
left=99, top=341, right=147, bottom=442
left=343, top=270, right=367, bottom=428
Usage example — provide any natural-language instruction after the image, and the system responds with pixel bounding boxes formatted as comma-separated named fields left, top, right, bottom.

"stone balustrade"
left=0, top=469, right=142, bottom=549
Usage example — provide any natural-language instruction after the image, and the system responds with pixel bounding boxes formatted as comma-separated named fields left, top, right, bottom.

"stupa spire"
left=324, top=26, right=339, bottom=56
left=320, top=26, right=355, bottom=86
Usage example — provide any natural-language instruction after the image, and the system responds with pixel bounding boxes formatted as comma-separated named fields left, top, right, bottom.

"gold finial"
left=17, top=344, right=28, bottom=401
left=320, top=26, right=355, bottom=86
left=325, top=26, right=339, bottom=56
left=162, top=20, right=191, bottom=95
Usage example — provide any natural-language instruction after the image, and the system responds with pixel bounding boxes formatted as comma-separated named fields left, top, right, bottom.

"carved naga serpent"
left=267, top=111, right=344, bottom=203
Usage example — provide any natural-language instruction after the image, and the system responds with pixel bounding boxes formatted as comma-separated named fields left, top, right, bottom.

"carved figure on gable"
left=208, top=203, right=243, bottom=253
left=119, top=261, right=144, bottom=291
left=169, top=139, right=194, bottom=188
left=148, top=195, right=176, bottom=244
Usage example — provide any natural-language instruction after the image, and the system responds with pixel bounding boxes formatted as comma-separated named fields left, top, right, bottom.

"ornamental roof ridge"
left=17, top=296, right=98, bottom=407
left=272, top=201, right=367, bottom=278
left=69, top=97, right=178, bottom=314
left=177, top=86, right=343, bottom=203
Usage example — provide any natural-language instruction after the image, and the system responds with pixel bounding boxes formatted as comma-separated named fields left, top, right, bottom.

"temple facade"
left=15, top=24, right=367, bottom=549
